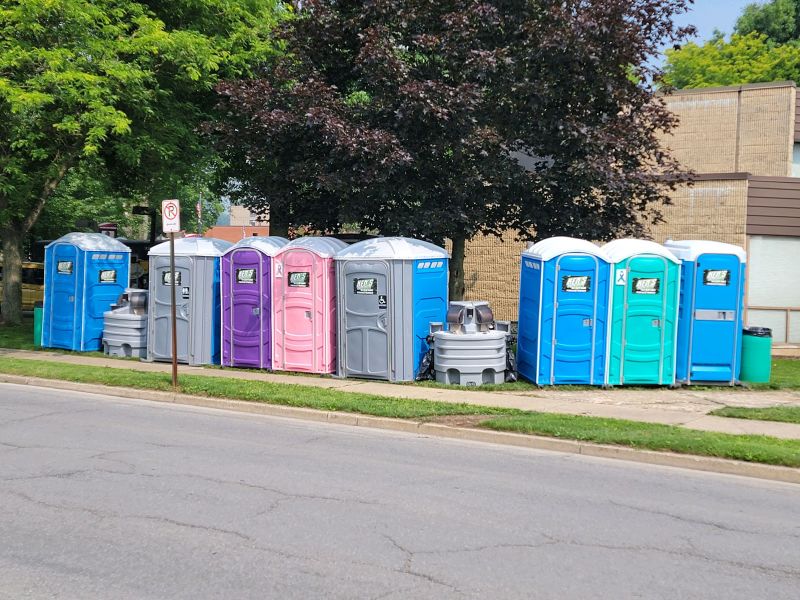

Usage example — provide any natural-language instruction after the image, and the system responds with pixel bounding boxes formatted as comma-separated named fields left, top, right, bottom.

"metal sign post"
left=162, top=199, right=181, bottom=391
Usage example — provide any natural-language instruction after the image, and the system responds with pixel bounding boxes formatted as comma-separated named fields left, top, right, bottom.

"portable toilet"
left=271, top=236, right=348, bottom=374
left=42, top=233, right=131, bottom=351
left=335, top=237, right=449, bottom=382
left=603, top=239, right=680, bottom=386
left=220, top=236, right=289, bottom=369
left=517, top=237, right=611, bottom=385
left=664, top=240, right=746, bottom=385
left=146, top=237, right=232, bottom=366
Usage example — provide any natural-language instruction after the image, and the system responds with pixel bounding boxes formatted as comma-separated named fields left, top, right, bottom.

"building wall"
left=455, top=232, right=528, bottom=321
left=661, top=83, right=795, bottom=177
left=647, top=178, right=749, bottom=247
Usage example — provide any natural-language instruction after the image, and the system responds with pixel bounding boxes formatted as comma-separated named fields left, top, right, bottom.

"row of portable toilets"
left=518, top=237, right=746, bottom=386
left=40, top=232, right=748, bottom=386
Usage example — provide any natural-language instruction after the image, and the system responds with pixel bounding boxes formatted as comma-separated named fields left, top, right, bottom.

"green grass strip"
left=0, top=357, right=517, bottom=419
left=710, top=406, right=800, bottom=425
left=479, top=413, right=800, bottom=468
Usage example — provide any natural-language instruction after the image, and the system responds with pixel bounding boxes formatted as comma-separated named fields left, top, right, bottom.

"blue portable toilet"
left=335, top=237, right=449, bottom=381
left=664, top=240, right=747, bottom=385
left=42, top=233, right=131, bottom=351
left=517, top=237, right=611, bottom=385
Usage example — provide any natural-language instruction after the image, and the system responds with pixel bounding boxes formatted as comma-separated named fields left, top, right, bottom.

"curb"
left=2, top=374, right=799, bottom=485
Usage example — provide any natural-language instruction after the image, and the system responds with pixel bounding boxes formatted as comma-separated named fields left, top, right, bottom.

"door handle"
left=651, top=319, right=661, bottom=328
left=252, top=307, right=260, bottom=316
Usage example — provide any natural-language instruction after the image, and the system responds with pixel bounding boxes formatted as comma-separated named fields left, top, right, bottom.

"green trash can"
left=33, top=301, right=43, bottom=348
left=740, top=326, right=772, bottom=383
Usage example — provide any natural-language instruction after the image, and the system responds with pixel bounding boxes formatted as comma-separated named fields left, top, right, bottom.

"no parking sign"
left=162, top=199, right=181, bottom=233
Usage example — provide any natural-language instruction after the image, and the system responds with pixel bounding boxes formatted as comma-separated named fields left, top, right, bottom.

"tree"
left=0, top=0, right=279, bottom=325
left=212, top=0, right=693, bottom=298
left=663, top=32, right=800, bottom=88
left=736, top=0, right=799, bottom=43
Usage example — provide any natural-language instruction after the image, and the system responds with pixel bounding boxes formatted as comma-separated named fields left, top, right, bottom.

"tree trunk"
left=449, top=235, right=466, bottom=301
left=269, top=206, right=290, bottom=238
left=0, top=151, right=76, bottom=326
left=1, top=226, right=24, bottom=326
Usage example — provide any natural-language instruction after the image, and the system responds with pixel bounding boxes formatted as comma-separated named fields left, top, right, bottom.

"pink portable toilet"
left=272, top=236, right=348, bottom=373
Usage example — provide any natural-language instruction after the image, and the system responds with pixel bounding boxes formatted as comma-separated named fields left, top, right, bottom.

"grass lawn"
left=0, top=357, right=518, bottom=419
left=479, top=413, right=800, bottom=468
left=1, top=356, right=799, bottom=467
left=710, top=406, right=800, bottom=425
left=0, top=318, right=36, bottom=351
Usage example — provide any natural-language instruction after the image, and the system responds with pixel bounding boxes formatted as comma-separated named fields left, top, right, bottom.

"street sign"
left=162, top=199, right=181, bottom=233
left=161, top=198, right=181, bottom=390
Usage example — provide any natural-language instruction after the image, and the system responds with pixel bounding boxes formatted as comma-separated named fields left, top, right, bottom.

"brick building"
left=459, top=82, right=800, bottom=344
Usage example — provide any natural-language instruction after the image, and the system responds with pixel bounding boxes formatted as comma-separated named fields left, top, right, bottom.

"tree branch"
left=21, top=149, right=79, bottom=234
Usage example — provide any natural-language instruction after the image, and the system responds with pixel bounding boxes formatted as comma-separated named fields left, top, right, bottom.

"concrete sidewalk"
left=2, top=349, right=800, bottom=440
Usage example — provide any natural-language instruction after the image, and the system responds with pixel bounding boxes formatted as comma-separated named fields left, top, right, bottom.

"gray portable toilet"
left=146, top=236, right=232, bottom=366
left=335, top=237, right=449, bottom=382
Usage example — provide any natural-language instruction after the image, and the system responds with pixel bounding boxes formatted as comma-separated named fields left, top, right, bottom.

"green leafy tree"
left=663, top=31, right=800, bottom=88
left=0, top=0, right=279, bottom=325
left=736, top=0, right=799, bottom=43
left=213, top=0, right=693, bottom=299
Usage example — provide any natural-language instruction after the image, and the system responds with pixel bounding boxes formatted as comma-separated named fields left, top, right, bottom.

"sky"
left=655, top=0, right=757, bottom=65
left=675, top=0, right=756, bottom=43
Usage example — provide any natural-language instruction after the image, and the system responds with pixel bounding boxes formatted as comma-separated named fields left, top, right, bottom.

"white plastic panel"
left=46, top=233, right=131, bottom=253
left=523, top=236, right=608, bottom=261
left=278, top=236, right=347, bottom=258
left=335, top=237, right=448, bottom=261
left=664, top=239, right=746, bottom=262
left=225, top=236, right=289, bottom=257
left=149, top=236, right=232, bottom=257
left=602, top=239, right=680, bottom=264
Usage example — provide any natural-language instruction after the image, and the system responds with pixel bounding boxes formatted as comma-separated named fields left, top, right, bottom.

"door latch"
left=651, top=319, right=661, bottom=328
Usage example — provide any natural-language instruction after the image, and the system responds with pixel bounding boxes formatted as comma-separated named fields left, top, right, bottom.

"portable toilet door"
left=43, top=240, right=80, bottom=350
left=272, top=237, right=347, bottom=373
left=603, top=239, right=680, bottom=385
left=335, top=237, right=449, bottom=382
left=42, top=233, right=130, bottom=351
left=221, top=236, right=288, bottom=369
left=337, top=257, right=392, bottom=380
left=517, top=237, right=611, bottom=385
left=150, top=252, right=192, bottom=363
left=664, top=240, right=746, bottom=385
left=147, top=237, right=232, bottom=365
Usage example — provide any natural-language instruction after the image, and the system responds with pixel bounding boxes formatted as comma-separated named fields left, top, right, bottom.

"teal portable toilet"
left=603, top=239, right=680, bottom=386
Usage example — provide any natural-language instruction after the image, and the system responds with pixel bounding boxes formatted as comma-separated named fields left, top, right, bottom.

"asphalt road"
left=0, top=383, right=798, bottom=600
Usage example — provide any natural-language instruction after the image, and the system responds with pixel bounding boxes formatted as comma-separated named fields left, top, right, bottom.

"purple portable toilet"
left=220, top=236, right=289, bottom=368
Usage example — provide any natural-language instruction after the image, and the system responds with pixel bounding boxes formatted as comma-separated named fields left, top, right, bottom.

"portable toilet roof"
left=602, top=239, right=679, bottom=264
left=46, top=232, right=131, bottom=253
left=226, top=236, right=289, bottom=256
left=149, top=237, right=232, bottom=257
left=280, top=236, right=347, bottom=257
left=523, top=236, right=608, bottom=261
left=335, top=236, right=449, bottom=260
left=664, top=239, right=747, bottom=262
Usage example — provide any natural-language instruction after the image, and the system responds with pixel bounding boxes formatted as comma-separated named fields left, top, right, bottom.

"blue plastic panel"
left=411, top=258, right=448, bottom=377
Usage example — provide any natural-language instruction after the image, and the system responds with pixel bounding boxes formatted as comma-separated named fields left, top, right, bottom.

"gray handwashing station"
left=430, top=301, right=511, bottom=386
left=103, top=288, right=148, bottom=358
